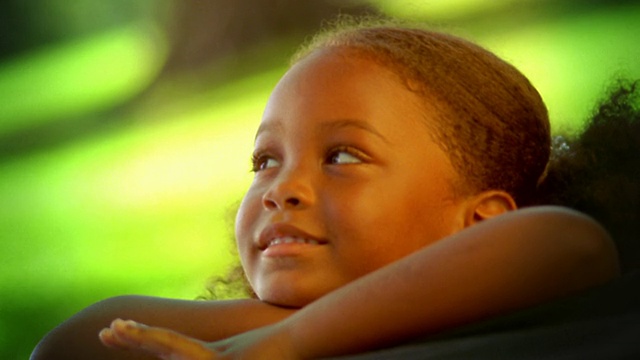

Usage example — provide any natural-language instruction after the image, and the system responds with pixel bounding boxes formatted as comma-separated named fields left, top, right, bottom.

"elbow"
left=579, top=219, right=621, bottom=283
left=553, top=207, right=621, bottom=290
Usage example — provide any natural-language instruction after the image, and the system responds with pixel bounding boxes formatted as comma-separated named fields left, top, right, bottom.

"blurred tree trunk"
left=159, top=0, right=375, bottom=76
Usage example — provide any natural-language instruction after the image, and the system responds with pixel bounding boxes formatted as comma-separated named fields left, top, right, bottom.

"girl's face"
left=236, top=49, right=468, bottom=307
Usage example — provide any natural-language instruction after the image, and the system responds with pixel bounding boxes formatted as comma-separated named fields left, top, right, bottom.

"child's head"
left=293, top=19, right=551, bottom=206
left=234, top=19, right=552, bottom=307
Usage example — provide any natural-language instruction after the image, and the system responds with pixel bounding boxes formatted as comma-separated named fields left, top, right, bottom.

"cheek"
left=331, top=183, right=458, bottom=267
left=322, top=188, right=414, bottom=272
left=234, top=192, right=261, bottom=273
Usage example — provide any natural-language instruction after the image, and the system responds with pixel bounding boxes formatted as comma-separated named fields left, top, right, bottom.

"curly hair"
left=538, top=80, right=640, bottom=272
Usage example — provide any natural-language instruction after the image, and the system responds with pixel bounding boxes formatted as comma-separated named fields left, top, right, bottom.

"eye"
left=326, top=147, right=365, bottom=165
left=251, top=153, right=280, bottom=172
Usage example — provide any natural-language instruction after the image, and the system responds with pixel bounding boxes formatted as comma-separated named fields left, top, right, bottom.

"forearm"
left=31, top=296, right=295, bottom=360
left=284, top=206, right=620, bottom=359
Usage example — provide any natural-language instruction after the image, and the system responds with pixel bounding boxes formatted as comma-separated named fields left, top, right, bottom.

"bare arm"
left=31, top=296, right=295, bottom=360
left=283, top=206, right=620, bottom=358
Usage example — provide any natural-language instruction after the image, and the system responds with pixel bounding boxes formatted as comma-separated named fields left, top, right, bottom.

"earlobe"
left=467, top=191, right=517, bottom=226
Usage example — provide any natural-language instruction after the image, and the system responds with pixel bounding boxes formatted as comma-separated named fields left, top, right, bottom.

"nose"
left=262, top=168, right=314, bottom=211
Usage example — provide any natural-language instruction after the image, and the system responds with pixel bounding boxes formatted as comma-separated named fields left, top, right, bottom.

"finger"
left=99, top=325, right=129, bottom=349
left=100, top=318, right=141, bottom=350
left=107, top=319, right=215, bottom=360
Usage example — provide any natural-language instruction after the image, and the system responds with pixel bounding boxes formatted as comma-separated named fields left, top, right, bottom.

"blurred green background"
left=1, top=0, right=639, bottom=358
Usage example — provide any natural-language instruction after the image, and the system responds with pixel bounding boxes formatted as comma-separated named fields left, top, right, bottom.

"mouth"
left=268, top=236, right=321, bottom=247
left=258, top=223, right=326, bottom=251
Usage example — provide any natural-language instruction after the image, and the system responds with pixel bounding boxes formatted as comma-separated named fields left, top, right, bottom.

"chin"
left=257, top=287, right=318, bottom=308
left=255, top=280, right=338, bottom=308
left=251, top=269, right=354, bottom=307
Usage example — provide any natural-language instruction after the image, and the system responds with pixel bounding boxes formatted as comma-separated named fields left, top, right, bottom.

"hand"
left=99, top=318, right=300, bottom=360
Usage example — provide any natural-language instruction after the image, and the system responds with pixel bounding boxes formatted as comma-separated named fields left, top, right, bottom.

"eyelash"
left=250, top=146, right=368, bottom=172
left=325, top=146, right=367, bottom=164
left=250, top=152, right=275, bottom=173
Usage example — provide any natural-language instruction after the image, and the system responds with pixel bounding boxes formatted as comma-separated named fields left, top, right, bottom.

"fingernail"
left=124, top=319, right=147, bottom=329
left=98, top=328, right=113, bottom=343
left=122, top=319, right=137, bottom=328
left=112, top=318, right=133, bottom=330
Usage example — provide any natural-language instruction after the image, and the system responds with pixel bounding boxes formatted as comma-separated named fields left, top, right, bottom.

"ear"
left=464, top=190, right=517, bottom=227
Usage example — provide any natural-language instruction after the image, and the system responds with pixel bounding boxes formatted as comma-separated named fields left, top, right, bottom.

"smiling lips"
left=258, top=223, right=326, bottom=255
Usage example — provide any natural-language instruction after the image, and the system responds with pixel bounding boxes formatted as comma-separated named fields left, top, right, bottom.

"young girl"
left=32, top=18, right=628, bottom=359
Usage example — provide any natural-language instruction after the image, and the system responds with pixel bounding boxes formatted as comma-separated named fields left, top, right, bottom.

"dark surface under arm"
left=327, top=270, right=640, bottom=359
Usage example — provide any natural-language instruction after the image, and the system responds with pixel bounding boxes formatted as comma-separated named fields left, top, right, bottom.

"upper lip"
left=257, top=223, right=325, bottom=250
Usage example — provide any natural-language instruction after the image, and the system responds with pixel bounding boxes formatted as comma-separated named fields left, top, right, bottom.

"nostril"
left=285, top=197, right=300, bottom=207
left=263, top=198, right=278, bottom=209
left=262, top=196, right=300, bottom=210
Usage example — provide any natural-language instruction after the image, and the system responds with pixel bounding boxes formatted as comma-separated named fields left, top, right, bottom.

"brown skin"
left=31, top=297, right=294, bottom=360
left=237, top=48, right=473, bottom=307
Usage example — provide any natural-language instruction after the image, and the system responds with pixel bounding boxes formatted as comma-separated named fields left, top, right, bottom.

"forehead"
left=278, top=49, right=398, bottom=97
left=260, top=48, right=431, bottom=133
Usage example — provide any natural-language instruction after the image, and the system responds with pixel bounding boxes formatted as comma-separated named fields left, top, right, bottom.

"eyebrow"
left=255, top=121, right=284, bottom=140
left=255, top=118, right=390, bottom=144
left=320, top=119, right=390, bottom=144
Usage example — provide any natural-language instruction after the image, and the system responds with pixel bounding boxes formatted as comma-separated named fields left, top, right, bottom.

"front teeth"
left=269, top=236, right=319, bottom=246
